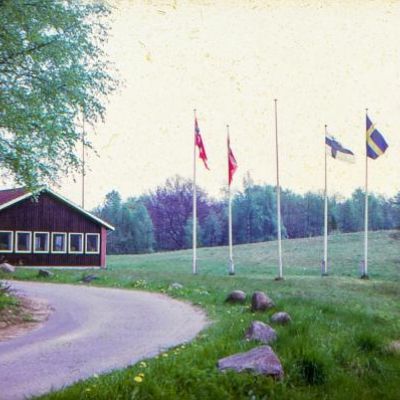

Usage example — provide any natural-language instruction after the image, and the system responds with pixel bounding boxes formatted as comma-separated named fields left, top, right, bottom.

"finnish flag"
left=325, top=136, right=355, bottom=163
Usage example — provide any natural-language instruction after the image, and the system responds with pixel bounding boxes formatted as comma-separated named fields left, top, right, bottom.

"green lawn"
left=0, top=282, right=21, bottom=330
left=0, top=282, right=18, bottom=313
left=2, top=230, right=400, bottom=399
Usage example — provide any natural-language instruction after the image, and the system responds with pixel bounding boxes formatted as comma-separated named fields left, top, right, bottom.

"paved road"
left=0, top=281, right=207, bottom=400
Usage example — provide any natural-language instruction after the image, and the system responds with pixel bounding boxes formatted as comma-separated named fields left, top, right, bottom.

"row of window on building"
left=0, top=231, right=100, bottom=255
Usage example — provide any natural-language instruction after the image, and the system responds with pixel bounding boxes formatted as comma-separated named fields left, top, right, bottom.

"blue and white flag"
left=325, top=136, right=355, bottom=163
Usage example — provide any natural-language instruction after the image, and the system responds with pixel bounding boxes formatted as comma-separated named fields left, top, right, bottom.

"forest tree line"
left=93, top=175, right=400, bottom=254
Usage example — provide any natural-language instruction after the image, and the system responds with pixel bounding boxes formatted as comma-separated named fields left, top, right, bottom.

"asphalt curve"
left=0, top=281, right=207, bottom=400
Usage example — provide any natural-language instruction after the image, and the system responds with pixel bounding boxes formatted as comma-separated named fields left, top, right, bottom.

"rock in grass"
left=226, top=290, right=246, bottom=304
left=387, top=340, right=400, bottom=355
left=0, top=263, right=15, bottom=273
left=218, top=345, right=284, bottom=379
left=251, top=291, right=274, bottom=311
left=169, top=282, right=184, bottom=290
left=245, top=321, right=277, bottom=344
left=270, top=312, right=291, bottom=325
left=38, top=269, right=53, bottom=278
left=82, top=274, right=99, bottom=283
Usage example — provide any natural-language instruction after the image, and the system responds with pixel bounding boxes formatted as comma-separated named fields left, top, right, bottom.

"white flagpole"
left=363, top=109, right=369, bottom=278
left=323, top=124, right=329, bottom=276
left=274, top=99, right=283, bottom=280
left=192, top=109, right=198, bottom=275
left=227, top=125, right=235, bottom=275
left=82, top=115, right=85, bottom=209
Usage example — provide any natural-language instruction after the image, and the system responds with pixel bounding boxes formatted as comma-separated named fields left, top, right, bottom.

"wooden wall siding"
left=0, top=193, right=102, bottom=267
left=100, top=227, right=107, bottom=268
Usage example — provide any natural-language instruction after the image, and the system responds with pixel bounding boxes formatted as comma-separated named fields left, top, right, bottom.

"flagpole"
left=227, top=125, right=235, bottom=275
left=363, top=108, right=369, bottom=278
left=82, top=114, right=85, bottom=209
left=274, top=99, right=283, bottom=280
left=193, top=109, right=198, bottom=275
left=323, top=124, right=328, bottom=276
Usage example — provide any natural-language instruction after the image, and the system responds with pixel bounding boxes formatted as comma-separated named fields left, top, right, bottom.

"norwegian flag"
left=194, top=117, right=209, bottom=170
left=228, top=134, right=237, bottom=185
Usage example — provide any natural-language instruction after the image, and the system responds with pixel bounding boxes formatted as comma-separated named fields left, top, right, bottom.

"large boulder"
left=38, top=269, right=54, bottom=278
left=270, top=312, right=292, bottom=325
left=0, top=263, right=15, bottom=273
left=225, top=290, right=246, bottom=304
left=245, top=321, right=277, bottom=344
left=218, top=345, right=284, bottom=379
left=251, top=291, right=274, bottom=311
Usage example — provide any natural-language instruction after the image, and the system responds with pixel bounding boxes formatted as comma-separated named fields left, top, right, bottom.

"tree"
left=303, top=192, right=324, bottom=237
left=98, top=190, right=122, bottom=226
left=125, top=198, right=154, bottom=253
left=144, top=176, right=209, bottom=251
left=281, top=190, right=307, bottom=238
left=337, top=200, right=357, bottom=232
left=349, top=189, right=365, bottom=231
left=184, top=217, right=202, bottom=248
left=233, top=181, right=280, bottom=244
left=368, top=194, right=385, bottom=231
left=201, top=210, right=223, bottom=247
left=391, top=192, right=400, bottom=229
left=328, top=196, right=339, bottom=232
left=93, top=182, right=398, bottom=253
left=0, top=0, right=117, bottom=190
left=94, top=190, right=122, bottom=253
left=93, top=192, right=154, bottom=254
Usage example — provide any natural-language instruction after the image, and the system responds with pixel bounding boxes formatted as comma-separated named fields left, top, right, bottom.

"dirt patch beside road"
left=0, top=292, right=52, bottom=341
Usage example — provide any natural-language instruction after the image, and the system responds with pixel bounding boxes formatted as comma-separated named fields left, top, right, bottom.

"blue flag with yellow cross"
left=366, top=115, right=388, bottom=159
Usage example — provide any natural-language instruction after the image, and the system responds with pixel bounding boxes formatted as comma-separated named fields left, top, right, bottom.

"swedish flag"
left=366, top=115, right=388, bottom=159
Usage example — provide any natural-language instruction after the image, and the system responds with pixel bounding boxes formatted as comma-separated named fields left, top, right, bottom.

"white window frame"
left=85, top=233, right=100, bottom=254
left=15, top=231, right=32, bottom=253
left=33, top=231, right=50, bottom=254
left=0, top=230, right=13, bottom=253
left=51, top=232, right=67, bottom=254
left=69, top=233, right=84, bottom=254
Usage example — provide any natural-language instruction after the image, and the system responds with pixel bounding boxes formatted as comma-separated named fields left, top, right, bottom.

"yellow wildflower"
left=134, top=376, right=143, bottom=383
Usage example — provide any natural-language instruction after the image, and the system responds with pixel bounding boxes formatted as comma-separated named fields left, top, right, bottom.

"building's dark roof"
left=0, top=187, right=114, bottom=231
left=0, top=188, right=27, bottom=207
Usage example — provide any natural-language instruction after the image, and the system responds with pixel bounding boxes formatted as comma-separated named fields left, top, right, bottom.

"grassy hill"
left=107, top=230, right=399, bottom=280
left=3, top=230, right=400, bottom=400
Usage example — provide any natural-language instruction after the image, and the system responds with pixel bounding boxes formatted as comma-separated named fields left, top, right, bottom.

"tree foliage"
left=0, top=0, right=117, bottom=189
left=233, top=181, right=279, bottom=244
left=143, top=176, right=209, bottom=251
left=94, top=176, right=399, bottom=255
left=93, top=190, right=154, bottom=254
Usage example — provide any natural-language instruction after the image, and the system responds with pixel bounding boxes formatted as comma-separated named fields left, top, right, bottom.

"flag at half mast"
left=366, top=115, right=388, bottom=159
left=325, top=136, right=355, bottom=163
left=228, top=134, right=238, bottom=185
left=194, top=117, right=209, bottom=169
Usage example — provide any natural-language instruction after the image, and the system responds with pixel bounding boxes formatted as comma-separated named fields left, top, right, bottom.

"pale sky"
left=26, top=1, right=400, bottom=208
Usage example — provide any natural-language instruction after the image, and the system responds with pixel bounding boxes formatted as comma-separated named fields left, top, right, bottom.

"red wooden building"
left=0, top=188, right=114, bottom=269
